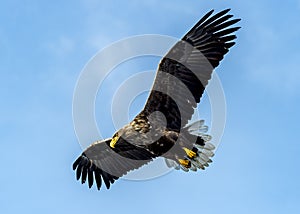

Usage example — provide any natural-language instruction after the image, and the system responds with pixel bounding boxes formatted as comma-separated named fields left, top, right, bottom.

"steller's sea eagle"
left=73, top=9, right=240, bottom=190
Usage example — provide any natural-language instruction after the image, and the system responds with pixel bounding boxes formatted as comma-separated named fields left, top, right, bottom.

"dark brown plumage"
left=73, top=9, right=240, bottom=190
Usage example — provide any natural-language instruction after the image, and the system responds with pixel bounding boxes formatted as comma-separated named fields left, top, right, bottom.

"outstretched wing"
left=73, top=139, right=155, bottom=190
left=141, top=9, right=240, bottom=131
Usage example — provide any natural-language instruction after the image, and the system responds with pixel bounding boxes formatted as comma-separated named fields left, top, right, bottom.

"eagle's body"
left=73, top=9, right=240, bottom=190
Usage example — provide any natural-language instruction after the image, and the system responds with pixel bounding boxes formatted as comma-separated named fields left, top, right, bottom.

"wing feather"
left=141, top=9, right=240, bottom=131
left=73, top=139, right=155, bottom=190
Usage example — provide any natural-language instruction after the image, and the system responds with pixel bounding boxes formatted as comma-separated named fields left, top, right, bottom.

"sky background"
left=1, top=0, right=300, bottom=213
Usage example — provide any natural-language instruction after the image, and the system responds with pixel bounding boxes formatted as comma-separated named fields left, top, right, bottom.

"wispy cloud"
left=79, top=0, right=207, bottom=51
left=79, top=0, right=300, bottom=96
left=44, top=36, right=75, bottom=57
left=249, top=54, right=300, bottom=94
left=240, top=3, right=300, bottom=95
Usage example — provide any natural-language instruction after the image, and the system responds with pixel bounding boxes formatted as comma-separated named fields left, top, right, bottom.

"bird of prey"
left=73, top=9, right=240, bottom=190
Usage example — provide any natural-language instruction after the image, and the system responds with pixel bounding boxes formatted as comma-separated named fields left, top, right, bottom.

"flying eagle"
left=73, top=9, right=240, bottom=190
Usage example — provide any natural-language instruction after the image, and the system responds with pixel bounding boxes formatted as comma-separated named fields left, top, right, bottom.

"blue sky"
left=1, top=0, right=300, bottom=213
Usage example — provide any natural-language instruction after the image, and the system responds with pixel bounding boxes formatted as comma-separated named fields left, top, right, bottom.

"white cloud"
left=249, top=56, right=300, bottom=94
left=79, top=0, right=300, bottom=96
left=44, top=36, right=75, bottom=57
left=240, top=5, right=300, bottom=95
left=79, top=0, right=203, bottom=51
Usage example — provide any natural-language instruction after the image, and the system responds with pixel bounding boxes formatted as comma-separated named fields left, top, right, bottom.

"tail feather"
left=164, top=120, right=215, bottom=172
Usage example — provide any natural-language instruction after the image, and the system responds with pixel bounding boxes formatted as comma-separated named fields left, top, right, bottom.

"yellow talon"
left=178, top=159, right=190, bottom=168
left=183, top=147, right=197, bottom=158
left=110, top=134, right=119, bottom=148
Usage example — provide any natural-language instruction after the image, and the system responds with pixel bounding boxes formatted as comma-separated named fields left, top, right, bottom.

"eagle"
left=73, top=9, right=240, bottom=190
